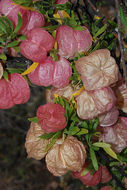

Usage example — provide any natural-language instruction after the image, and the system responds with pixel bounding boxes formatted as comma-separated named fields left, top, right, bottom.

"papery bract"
left=113, top=81, right=127, bottom=113
left=76, top=87, right=116, bottom=120
left=25, top=122, right=51, bottom=160
left=46, top=136, right=86, bottom=176
left=99, top=117, right=127, bottom=153
left=99, top=106, right=119, bottom=127
left=72, top=162, right=101, bottom=186
left=37, top=103, right=67, bottom=133
left=56, top=25, right=92, bottom=58
left=0, top=73, right=30, bottom=109
left=28, top=57, right=55, bottom=86
left=76, top=49, right=118, bottom=90
left=20, top=28, right=54, bottom=62
left=55, top=0, right=68, bottom=4
left=52, top=57, right=72, bottom=88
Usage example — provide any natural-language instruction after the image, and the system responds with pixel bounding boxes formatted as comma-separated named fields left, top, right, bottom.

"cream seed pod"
left=46, top=136, right=86, bottom=176
left=25, top=122, right=51, bottom=160
left=0, top=62, right=3, bottom=79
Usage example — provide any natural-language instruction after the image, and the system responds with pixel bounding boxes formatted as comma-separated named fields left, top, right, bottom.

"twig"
left=115, top=0, right=127, bottom=86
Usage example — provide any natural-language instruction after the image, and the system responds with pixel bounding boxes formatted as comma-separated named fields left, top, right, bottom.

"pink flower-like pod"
left=99, top=117, right=127, bottom=153
left=55, top=0, right=68, bottom=4
left=0, top=62, right=3, bottom=79
left=113, top=81, right=127, bottom=113
left=0, top=0, right=45, bottom=35
left=76, top=49, right=118, bottom=90
left=0, top=73, right=30, bottom=109
left=25, top=122, right=51, bottom=160
left=72, top=162, right=102, bottom=186
left=46, top=136, right=86, bottom=176
left=37, top=103, right=67, bottom=133
left=0, top=0, right=30, bottom=33
left=101, top=166, right=112, bottom=183
left=20, top=28, right=54, bottom=62
left=56, top=25, right=92, bottom=58
left=99, top=106, right=119, bottom=127
left=28, top=57, right=55, bottom=86
left=76, top=87, right=116, bottom=120
left=52, top=57, right=72, bottom=88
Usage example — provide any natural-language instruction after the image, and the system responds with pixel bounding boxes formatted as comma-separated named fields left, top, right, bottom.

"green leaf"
left=90, top=148, right=98, bottom=171
left=45, top=131, right=62, bottom=151
left=18, top=35, right=26, bottom=41
left=81, top=164, right=93, bottom=176
left=3, top=71, right=9, bottom=82
left=13, top=13, right=22, bottom=34
left=65, top=122, right=80, bottom=135
left=7, top=68, right=24, bottom=74
left=94, top=24, right=107, bottom=38
left=72, top=26, right=85, bottom=31
left=28, top=117, right=38, bottom=123
left=92, top=118, right=99, bottom=131
left=76, top=128, right=88, bottom=136
left=0, top=53, right=7, bottom=61
left=80, top=121, right=88, bottom=129
left=93, top=142, right=111, bottom=148
left=120, top=6, right=127, bottom=28
left=70, top=113, right=80, bottom=122
left=7, top=40, right=19, bottom=48
left=103, top=147, right=118, bottom=160
left=39, top=132, right=55, bottom=140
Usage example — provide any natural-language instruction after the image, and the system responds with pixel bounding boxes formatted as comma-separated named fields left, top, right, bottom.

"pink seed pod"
left=99, top=117, right=127, bottom=153
left=99, top=106, right=119, bottom=127
left=76, top=49, right=119, bottom=90
left=52, top=57, right=72, bottom=88
left=76, top=87, right=116, bottom=120
left=100, top=166, right=112, bottom=183
left=46, top=136, right=86, bottom=176
left=72, top=162, right=102, bottom=187
left=28, top=57, right=55, bottom=86
left=0, top=62, right=3, bottom=80
left=56, top=25, right=92, bottom=58
left=0, top=73, right=30, bottom=109
left=20, top=28, right=54, bottom=62
left=37, top=103, right=67, bottom=133
left=55, top=0, right=69, bottom=4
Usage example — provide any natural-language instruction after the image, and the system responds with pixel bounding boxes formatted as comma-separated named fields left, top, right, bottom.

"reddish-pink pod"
left=20, top=39, right=47, bottom=62
left=37, top=103, right=67, bottom=133
left=101, top=166, right=112, bottom=183
left=8, top=73, right=30, bottom=104
left=55, top=0, right=68, bottom=4
left=21, top=11, right=45, bottom=35
left=28, top=57, right=55, bottom=86
left=52, top=57, right=72, bottom=88
left=56, top=25, right=92, bottom=58
left=0, top=73, right=30, bottom=109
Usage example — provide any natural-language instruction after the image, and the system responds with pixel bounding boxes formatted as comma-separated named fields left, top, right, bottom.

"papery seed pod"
left=0, top=62, right=3, bottom=79
left=99, top=106, right=119, bottom=127
left=25, top=122, right=51, bottom=160
left=76, top=49, right=118, bottom=91
left=37, top=103, right=67, bottom=133
left=99, top=117, right=127, bottom=153
left=76, top=87, right=116, bottom=120
left=113, top=81, right=127, bottom=113
left=46, top=136, right=86, bottom=176
left=45, top=84, right=75, bottom=103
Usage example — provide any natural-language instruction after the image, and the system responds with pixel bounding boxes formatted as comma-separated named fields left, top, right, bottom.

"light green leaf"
left=93, top=142, right=111, bottom=148
left=39, top=132, right=55, bottom=140
left=72, top=26, right=85, bottom=31
left=81, top=164, right=93, bottom=176
left=90, top=148, right=98, bottom=171
left=0, top=54, right=7, bottom=61
left=103, top=147, right=118, bottom=160
left=18, top=35, right=26, bottom=41
left=94, top=24, right=107, bottom=38
left=13, top=13, right=22, bottom=34
left=28, top=117, right=38, bottom=123
left=120, top=6, right=127, bottom=28
left=81, top=121, right=88, bottom=129
left=76, top=128, right=88, bottom=136
left=3, top=71, right=9, bottom=82
left=45, top=131, right=62, bottom=151
left=7, top=40, right=19, bottom=48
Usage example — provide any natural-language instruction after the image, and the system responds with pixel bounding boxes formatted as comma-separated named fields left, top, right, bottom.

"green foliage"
left=12, top=0, right=33, bottom=7
left=39, top=132, right=55, bottom=140
left=28, top=117, right=38, bottom=123
left=120, top=6, right=127, bottom=29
